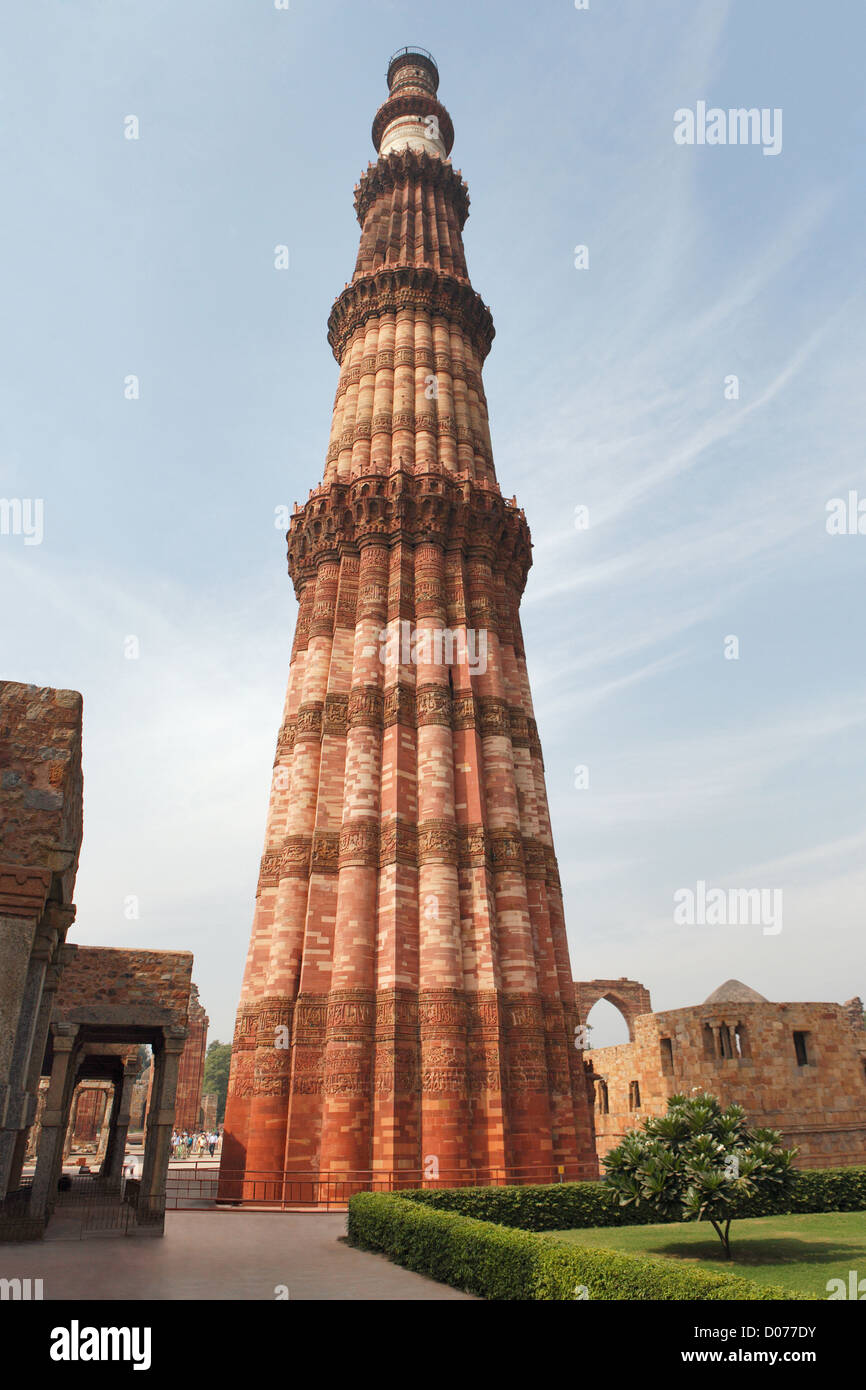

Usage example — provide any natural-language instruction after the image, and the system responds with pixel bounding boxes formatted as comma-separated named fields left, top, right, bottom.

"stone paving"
left=0, top=1211, right=473, bottom=1300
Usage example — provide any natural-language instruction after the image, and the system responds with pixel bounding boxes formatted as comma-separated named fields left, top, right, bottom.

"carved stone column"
left=103, top=1062, right=141, bottom=1187
left=138, top=1027, right=186, bottom=1226
left=29, top=1023, right=79, bottom=1220
left=5, top=947, right=69, bottom=1194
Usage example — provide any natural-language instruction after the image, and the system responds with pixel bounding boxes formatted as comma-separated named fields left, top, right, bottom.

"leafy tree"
left=202, top=1041, right=232, bottom=1125
left=603, top=1092, right=797, bottom=1258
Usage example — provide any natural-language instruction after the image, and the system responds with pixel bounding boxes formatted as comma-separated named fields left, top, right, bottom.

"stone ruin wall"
left=586, top=999, right=866, bottom=1169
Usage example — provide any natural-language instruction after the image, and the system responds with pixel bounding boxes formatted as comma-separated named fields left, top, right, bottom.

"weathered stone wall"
left=0, top=679, right=84, bottom=1080
left=0, top=680, right=83, bottom=1205
left=0, top=681, right=83, bottom=899
left=586, top=999, right=866, bottom=1169
left=53, top=946, right=193, bottom=1029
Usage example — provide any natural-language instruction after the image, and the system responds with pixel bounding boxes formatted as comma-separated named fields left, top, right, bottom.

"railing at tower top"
left=166, top=1163, right=596, bottom=1212
left=387, top=45, right=438, bottom=70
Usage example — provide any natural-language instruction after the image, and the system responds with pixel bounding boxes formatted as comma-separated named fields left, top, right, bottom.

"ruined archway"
left=584, top=997, right=630, bottom=1048
left=574, top=979, right=652, bottom=1044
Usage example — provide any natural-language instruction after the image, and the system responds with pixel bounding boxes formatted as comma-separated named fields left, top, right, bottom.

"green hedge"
left=397, top=1166, right=866, bottom=1232
left=347, top=1192, right=807, bottom=1300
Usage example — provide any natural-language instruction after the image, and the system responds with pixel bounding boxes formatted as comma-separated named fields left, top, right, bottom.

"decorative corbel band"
left=0, top=864, right=52, bottom=919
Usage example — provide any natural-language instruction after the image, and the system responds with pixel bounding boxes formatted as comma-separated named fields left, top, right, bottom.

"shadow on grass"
left=642, top=1237, right=864, bottom=1267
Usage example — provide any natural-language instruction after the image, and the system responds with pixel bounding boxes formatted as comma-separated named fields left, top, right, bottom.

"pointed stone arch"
left=573, top=979, right=652, bottom=1044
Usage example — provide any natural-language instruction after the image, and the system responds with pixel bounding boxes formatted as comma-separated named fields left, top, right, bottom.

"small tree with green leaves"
left=603, top=1092, right=797, bottom=1259
left=202, top=1041, right=232, bottom=1125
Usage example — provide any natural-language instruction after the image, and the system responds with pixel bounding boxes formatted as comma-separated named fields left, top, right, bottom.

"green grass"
left=543, top=1210, right=866, bottom=1297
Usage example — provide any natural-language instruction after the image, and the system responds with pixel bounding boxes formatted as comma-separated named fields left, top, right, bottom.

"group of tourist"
left=170, top=1129, right=221, bottom=1160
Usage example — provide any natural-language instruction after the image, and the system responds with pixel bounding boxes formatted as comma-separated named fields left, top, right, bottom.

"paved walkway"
left=0, top=1212, right=473, bottom=1300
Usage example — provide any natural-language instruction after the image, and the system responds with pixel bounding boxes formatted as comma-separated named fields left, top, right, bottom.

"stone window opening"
left=702, top=1023, right=716, bottom=1060
left=718, top=1024, right=734, bottom=1059
left=628, top=1080, right=641, bottom=1110
left=596, top=1079, right=609, bottom=1115
left=734, top=1023, right=749, bottom=1058
left=793, top=1030, right=811, bottom=1067
left=660, top=1037, right=674, bottom=1075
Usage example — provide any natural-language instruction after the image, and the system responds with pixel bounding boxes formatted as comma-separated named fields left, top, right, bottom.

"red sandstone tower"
left=221, top=49, right=597, bottom=1188
left=174, top=983, right=209, bottom=1132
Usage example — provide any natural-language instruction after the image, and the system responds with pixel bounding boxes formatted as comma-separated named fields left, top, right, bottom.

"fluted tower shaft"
left=221, top=49, right=597, bottom=1187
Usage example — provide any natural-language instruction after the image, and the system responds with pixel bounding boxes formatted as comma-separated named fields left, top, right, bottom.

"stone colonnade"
left=27, top=1025, right=186, bottom=1228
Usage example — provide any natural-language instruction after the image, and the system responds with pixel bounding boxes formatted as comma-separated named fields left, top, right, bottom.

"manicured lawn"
left=543, top=1211, right=866, bottom=1297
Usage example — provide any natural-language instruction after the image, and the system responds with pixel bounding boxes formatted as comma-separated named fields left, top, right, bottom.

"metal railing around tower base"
left=164, top=1163, right=593, bottom=1212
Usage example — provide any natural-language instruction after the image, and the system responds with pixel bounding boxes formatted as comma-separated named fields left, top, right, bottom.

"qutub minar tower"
left=221, top=49, right=597, bottom=1189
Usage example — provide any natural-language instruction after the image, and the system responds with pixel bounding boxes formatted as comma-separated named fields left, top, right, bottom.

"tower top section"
left=373, top=46, right=454, bottom=160
left=386, top=47, right=439, bottom=92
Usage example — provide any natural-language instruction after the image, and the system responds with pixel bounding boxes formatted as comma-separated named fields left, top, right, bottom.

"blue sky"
left=2, top=0, right=864, bottom=1047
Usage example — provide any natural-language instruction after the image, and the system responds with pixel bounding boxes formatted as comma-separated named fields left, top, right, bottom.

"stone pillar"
left=128, top=1061, right=152, bottom=1136
left=0, top=943, right=36, bottom=1191
left=5, top=952, right=68, bottom=1194
left=29, top=1024, right=79, bottom=1220
left=103, top=1062, right=140, bottom=1186
left=80, top=1084, right=111, bottom=1148
left=62, top=1086, right=82, bottom=1159
left=138, top=1028, right=186, bottom=1226
left=22, top=1080, right=48, bottom=1164
left=97, top=1080, right=121, bottom=1182
left=0, top=882, right=49, bottom=1198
